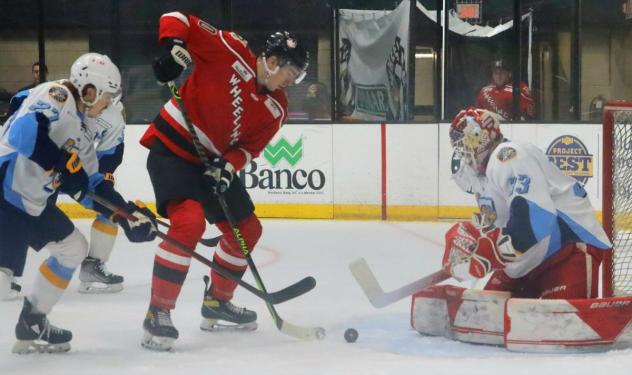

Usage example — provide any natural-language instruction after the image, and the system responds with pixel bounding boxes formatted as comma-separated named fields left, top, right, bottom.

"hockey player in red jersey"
left=139, top=11, right=308, bottom=351
left=475, top=59, right=534, bottom=121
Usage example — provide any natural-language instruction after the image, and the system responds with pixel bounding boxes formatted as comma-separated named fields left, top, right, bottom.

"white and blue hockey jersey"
left=0, top=82, right=103, bottom=216
left=83, top=101, right=125, bottom=174
left=470, top=141, right=611, bottom=279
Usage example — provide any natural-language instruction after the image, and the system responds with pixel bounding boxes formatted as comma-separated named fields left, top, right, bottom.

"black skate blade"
left=200, top=319, right=257, bottom=332
left=141, top=332, right=175, bottom=352
left=78, top=282, right=123, bottom=294
left=12, top=340, right=71, bottom=354
left=268, top=276, right=316, bottom=304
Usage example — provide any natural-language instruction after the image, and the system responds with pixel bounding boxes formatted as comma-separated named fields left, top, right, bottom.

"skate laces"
left=38, top=318, right=64, bottom=340
left=155, top=309, right=174, bottom=327
left=224, top=301, right=246, bottom=315
left=95, top=261, right=114, bottom=277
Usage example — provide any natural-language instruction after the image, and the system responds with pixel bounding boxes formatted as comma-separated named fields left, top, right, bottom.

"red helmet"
left=449, top=108, right=503, bottom=174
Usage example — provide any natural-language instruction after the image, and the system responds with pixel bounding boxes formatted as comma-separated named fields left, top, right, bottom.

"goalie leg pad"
left=411, top=285, right=510, bottom=345
left=505, top=296, right=632, bottom=353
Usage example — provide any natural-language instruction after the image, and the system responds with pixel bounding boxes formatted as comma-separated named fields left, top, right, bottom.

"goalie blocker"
left=411, top=285, right=632, bottom=353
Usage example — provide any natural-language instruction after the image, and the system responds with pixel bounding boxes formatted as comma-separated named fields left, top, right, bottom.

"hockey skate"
left=12, top=298, right=72, bottom=354
left=78, top=257, right=124, bottom=294
left=141, top=305, right=179, bottom=351
left=200, top=278, right=258, bottom=332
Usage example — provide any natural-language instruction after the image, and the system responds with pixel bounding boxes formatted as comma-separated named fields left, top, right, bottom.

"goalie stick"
left=166, top=81, right=326, bottom=341
left=349, top=258, right=450, bottom=308
left=87, top=192, right=315, bottom=304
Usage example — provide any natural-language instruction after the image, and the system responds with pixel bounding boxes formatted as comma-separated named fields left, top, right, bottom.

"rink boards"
left=57, top=122, right=604, bottom=221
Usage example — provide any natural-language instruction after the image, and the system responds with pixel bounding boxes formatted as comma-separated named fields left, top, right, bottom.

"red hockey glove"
left=468, top=228, right=518, bottom=279
left=443, top=221, right=479, bottom=269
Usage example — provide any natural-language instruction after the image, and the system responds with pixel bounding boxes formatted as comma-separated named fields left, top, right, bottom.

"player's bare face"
left=81, top=88, right=112, bottom=118
left=492, top=69, right=511, bottom=87
left=266, top=65, right=301, bottom=91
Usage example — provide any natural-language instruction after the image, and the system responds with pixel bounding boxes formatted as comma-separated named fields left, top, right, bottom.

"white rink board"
left=386, top=123, right=439, bottom=206
left=332, top=123, right=382, bottom=205
left=58, top=122, right=603, bottom=218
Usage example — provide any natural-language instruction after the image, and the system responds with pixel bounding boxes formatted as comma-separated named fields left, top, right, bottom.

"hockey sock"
left=151, top=199, right=205, bottom=309
left=211, top=214, right=262, bottom=301
left=30, top=256, right=75, bottom=314
left=88, top=215, right=118, bottom=262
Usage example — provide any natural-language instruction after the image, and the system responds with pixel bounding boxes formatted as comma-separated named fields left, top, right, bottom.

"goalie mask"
left=449, top=108, right=503, bottom=175
left=70, top=53, right=122, bottom=107
left=262, top=31, right=309, bottom=84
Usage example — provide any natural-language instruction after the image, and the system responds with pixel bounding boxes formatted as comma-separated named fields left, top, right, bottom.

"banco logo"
left=546, top=135, right=593, bottom=184
left=264, top=138, right=302, bottom=167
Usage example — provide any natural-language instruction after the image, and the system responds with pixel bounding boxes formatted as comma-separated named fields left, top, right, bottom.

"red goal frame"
left=602, top=102, right=632, bottom=297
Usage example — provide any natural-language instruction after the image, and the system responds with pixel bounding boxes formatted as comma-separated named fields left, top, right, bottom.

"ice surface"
left=1, top=219, right=630, bottom=374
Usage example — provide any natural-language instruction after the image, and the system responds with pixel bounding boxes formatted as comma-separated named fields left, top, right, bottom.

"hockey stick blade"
left=279, top=319, right=326, bottom=341
left=349, top=258, right=450, bottom=308
left=268, top=276, right=316, bottom=304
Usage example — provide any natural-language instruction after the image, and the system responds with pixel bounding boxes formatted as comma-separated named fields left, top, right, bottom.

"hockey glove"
left=111, top=201, right=158, bottom=243
left=442, top=221, right=479, bottom=280
left=152, top=38, right=192, bottom=83
left=203, top=158, right=235, bottom=195
left=468, top=228, right=519, bottom=279
left=56, top=151, right=89, bottom=201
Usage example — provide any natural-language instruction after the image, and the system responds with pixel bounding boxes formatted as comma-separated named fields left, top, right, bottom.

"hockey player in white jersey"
left=77, top=100, right=127, bottom=293
left=2, top=85, right=128, bottom=296
left=0, top=53, right=157, bottom=353
left=443, top=108, right=611, bottom=299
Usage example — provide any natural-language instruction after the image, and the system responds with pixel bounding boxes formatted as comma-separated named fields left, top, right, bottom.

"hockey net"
left=603, top=102, right=632, bottom=297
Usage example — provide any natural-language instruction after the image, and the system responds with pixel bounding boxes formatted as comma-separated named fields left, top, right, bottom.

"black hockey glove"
left=203, top=158, right=235, bottom=195
left=57, top=151, right=89, bottom=201
left=152, top=38, right=192, bottom=83
left=111, top=201, right=158, bottom=243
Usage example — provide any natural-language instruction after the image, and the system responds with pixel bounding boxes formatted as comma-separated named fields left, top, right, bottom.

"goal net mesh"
left=610, top=109, right=632, bottom=296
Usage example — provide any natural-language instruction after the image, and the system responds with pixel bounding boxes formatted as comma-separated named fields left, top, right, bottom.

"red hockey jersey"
left=475, top=82, right=534, bottom=121
left=140, top=12, right=288, bottom=171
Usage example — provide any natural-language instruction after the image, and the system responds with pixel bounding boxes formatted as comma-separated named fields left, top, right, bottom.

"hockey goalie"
left=411, top=108, right=632, bottom=352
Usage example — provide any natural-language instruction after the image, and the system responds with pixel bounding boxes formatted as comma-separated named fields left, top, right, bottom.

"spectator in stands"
left=475, top=59, right=534, bottom=121
left=302, top=82, right=330, bottom=119
left=17, top=62, right=48, bottom=92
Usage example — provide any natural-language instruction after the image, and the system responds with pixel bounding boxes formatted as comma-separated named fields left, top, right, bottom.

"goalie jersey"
left=470, top=141, right=611, bottom=279
left=0, top=82, right=102, bottom=216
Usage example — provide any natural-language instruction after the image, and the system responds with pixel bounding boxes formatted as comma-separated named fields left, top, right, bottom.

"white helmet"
left=70, top=53, right=121, bottom=106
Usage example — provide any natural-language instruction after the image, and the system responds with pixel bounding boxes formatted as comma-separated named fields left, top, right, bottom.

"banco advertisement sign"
left=241, top=125, right=333, bottom=205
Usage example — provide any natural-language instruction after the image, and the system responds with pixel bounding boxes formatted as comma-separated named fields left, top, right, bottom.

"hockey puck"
left=344, top=328, right=358, bottom=343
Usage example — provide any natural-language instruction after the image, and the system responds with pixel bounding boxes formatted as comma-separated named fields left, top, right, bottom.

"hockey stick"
left=87, top=192, right=314, bottom=304
left=167, top=81, right=325, bottom=340
left=154, top=219, right=222, bottom=247
left=349, top=258, right=450, bottom=308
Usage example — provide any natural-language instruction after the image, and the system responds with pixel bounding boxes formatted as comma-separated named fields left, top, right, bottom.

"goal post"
left=602, top=102, right=632, bottom=297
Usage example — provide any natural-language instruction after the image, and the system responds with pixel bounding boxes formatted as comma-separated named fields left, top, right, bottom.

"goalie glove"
left=152, top=38, right=192, bottom=83
left=110, top=201, right=158, bottom=243
left=203, top=157, right=235, bottom=195
left=443, top=221, right=519, bottom=281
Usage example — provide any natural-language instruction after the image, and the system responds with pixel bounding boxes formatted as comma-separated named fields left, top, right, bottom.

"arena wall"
left=58, top=123, right=603, bottom=221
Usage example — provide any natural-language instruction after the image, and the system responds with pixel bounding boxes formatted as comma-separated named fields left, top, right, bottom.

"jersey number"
left=509, top=174, right=531, bottom=194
